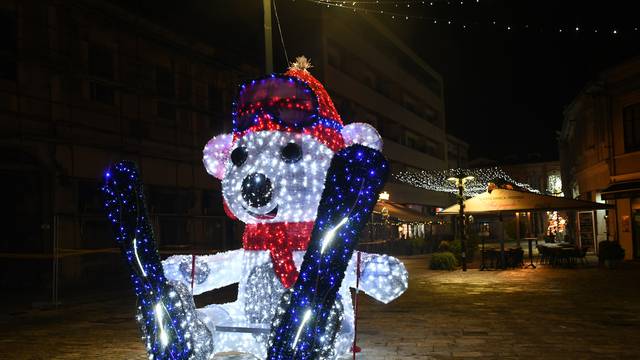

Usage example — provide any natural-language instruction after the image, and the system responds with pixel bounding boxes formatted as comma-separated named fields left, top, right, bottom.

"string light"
left=316, top=0, right=479, bottom=6
left=104, top=61, right=408, bottom=359
left=298, top=0, right=639, bottom=36
left=395, top=167, right=540, bottom=197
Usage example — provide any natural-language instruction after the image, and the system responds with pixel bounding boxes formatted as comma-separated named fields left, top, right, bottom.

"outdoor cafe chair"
left=575, top=246, right=589, bottom=266
left=537, top=245, right=551, bottom=265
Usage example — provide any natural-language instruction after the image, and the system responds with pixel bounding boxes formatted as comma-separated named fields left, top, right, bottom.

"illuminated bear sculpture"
left=103, top=58, right=408, bottom=360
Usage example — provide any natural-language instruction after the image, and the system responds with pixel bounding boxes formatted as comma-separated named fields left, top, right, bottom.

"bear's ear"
left=341, top=122, right=383, bottom=151
left=203, top=133, right=234, bottom=180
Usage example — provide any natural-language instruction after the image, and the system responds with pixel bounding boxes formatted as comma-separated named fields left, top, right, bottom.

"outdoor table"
left=523, top=237, right=537, bottom=269
left=481, top=248, right=501, bottom=269
left=538, top=243, right=579, bottom=267
left=479, top=233, right=489, bottom=271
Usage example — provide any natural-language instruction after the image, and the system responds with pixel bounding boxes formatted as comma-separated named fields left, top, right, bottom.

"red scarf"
left=242, top=222, right=314, bottom=288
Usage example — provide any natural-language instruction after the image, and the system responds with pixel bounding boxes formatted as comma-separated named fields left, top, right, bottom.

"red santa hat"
left=232, top=56, right=345, bottom=151
left=203, top=56, right=383, bottom=180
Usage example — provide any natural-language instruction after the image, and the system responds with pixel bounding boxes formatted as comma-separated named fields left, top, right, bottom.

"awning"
left=438, top=188, right=612, bottom=215
left=373, top=200, right=433, bottom=223
left=601, top=181, right=640, bottom=200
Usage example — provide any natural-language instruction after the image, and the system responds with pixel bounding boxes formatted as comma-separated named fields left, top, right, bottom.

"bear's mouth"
left=244, top=204, right=279, bottom=220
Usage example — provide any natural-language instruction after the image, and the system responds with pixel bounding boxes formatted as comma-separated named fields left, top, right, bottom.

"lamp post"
left=262, top=0, right=273, bottom=73
left=447, top=175, right=475, bottom=272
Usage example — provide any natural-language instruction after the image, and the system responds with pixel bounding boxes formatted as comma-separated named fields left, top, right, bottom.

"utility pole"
left=263, top=0, right=273, bottom=74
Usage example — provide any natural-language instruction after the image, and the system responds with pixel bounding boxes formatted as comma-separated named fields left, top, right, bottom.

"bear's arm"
left=347, top=252, right=409, bottom=304
left=162, top=249, right=244, bottom=295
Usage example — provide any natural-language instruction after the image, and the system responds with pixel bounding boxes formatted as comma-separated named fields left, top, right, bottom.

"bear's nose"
left=241, top=173, right=273, bottom=208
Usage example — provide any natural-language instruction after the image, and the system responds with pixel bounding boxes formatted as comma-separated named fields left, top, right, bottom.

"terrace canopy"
left=374, top=200, right=433, bottom=222
left=438, top=188, right=611, bottom=214
left=438, top=188, right=611, bottom=268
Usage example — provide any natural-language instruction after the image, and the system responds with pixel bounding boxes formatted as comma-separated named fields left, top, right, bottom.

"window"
left=623, top=103, right=640, bottom=153
left=376, top=77, right=394, bottom=99
left=208, top=84, right=223, bottom=113
left=208, top=84, right=226, bottom=132
left=202, top=190, right=223, bottom=215
left=90, top=82, right=114, bottom=105
left=88, top=45, right=115, bottom=105
left=88, top=45, right=114, bottom=80
left=356, top=68, right=376, bottom=89
left=177, top=76, right=191, bottom=102
left=148, top=186, right=193, bottom=214
left=404, top=129, right=440, bottom=157
left=403, top=95, right=421, bottom=116
left=424, top=106, right=439, bottom=126
left=78, top=180, right=104, bottom=213
left=0, top=9, right=17, bottom=81
left=381, top=119, right=402, bottom=143
left=405, top=130, right=426, bottom=153
left=147, top=187, right=191, bottom=245
left=424, top=139, right=438, bottom=157
left=157, top=101, right=176, bottom=123
left=156, top=66, right=175, bottom=98
left=547, top=173, right=564, bottom=197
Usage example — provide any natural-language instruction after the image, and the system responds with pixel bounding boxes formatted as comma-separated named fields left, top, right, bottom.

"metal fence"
left=0, top=213, right=232, bottom=307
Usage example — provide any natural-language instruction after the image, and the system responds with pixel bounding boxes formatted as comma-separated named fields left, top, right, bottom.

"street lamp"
left=447, top=175, right=475, bottom=271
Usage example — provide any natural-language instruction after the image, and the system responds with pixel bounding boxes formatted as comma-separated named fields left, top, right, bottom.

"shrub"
left=430, top=251, right=458, bottom=270
left=448, top=236, right=479, bottom=263
left=449, top=239, right=461, bottom=258
left=437, top=240, right=450, bottom=252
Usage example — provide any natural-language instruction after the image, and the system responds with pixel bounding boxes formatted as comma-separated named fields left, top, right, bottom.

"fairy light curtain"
left=395, top=167, right=540, bottom=197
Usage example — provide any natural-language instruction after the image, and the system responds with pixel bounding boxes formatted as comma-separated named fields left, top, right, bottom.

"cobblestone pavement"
left=2, top=256, right=640, bottom=359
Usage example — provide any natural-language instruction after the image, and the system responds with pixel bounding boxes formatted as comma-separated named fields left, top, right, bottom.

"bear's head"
left=202, top=60, right=382, bottom=224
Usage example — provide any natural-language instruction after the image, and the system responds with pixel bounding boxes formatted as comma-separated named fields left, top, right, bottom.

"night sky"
left=115, top=0, right=639, bottom=162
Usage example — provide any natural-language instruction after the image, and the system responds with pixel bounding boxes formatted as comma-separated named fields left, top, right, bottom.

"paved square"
left=1, top=256, right=639, bottom=359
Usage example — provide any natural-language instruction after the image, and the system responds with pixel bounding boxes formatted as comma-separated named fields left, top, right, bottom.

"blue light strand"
left=102, top=161, right=212, bottom=360
left=267, top=145, right=389, bottom=359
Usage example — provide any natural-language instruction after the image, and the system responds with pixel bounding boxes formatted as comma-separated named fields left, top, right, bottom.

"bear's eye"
left=231, top=146, right=248, bottom=167
left=281, top=143, right=302, bottom=163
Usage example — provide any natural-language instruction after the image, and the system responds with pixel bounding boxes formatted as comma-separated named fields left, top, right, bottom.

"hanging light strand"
left=395, top=167, right=540, bottom=197
left=299, top=0, right=639, bottom=35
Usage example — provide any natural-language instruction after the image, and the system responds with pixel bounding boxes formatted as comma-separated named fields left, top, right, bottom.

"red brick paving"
left=1, top=256, right=640, bottom=359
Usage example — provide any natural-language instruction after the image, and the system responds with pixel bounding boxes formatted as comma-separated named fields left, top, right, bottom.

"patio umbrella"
left=438, top=188, right=611, bottom=268
left=374, top=200, right=434, bottom=222
left=438, top=188, right=612, bottom=214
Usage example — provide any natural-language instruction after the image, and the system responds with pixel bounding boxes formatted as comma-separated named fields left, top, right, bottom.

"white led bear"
left=161, top=59, right=408, bottom=359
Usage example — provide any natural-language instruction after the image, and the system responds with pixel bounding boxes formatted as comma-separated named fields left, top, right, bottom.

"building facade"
left=0, top=0, right=258, bottom=264
left=559, top=57, right=640, bottom=259
left=289, top=11, right=467, bottom=215
left=501, top=161, right=563, bottom=196
left=447, top=134, right=469, bottom=169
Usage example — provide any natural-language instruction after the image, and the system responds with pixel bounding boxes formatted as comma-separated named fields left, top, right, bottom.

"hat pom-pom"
left=289, top=56, right=313, bottom=73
